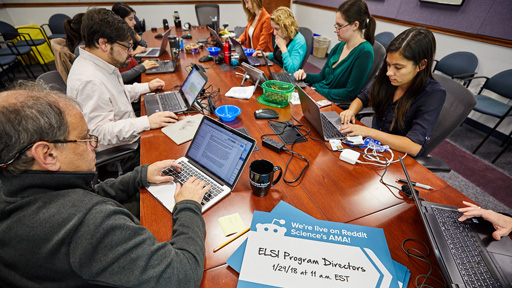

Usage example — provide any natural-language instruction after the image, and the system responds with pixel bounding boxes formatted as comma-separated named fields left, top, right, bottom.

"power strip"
left=339, top=149, right=360, bottom=165
left=262, top=137, right=285, bottom=153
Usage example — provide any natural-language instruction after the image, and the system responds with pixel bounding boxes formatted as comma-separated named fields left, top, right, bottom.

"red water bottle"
left=224, top=40, right=231, bottom=65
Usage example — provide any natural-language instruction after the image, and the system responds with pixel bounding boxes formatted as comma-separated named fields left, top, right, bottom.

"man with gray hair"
left=0, top=82, right=210, bottom=288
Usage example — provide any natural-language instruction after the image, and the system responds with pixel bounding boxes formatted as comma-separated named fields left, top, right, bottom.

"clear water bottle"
left=173, top=11, right=181, bottom=29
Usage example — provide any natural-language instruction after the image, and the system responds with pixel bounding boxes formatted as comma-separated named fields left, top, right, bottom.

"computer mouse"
left=182, top=34, right=192, bottom=39
left=254, top=108, right=279, bottom=119
left=199, top=55, right=213, bottom=62
left=154, top=33, right=163, bottom=39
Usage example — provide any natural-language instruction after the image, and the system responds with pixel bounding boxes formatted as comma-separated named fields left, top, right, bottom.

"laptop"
left=261, top=50, right=306, bottom=88
left=135, top=29, right=171, bottom=58
left=145, top=60, right=176, bottom=74
left=229, top=37, right=272, bottom=67
left=207, top=26, right=224, bottom=49
left=162, top=116, right=256, bottom=212
left=399, top=157, right=512, bottom=288
left=144, top=65, right=208, bottom=115
left=297, top=86, right=345, bottom=141
left=240, top=62, right=268, bottom=87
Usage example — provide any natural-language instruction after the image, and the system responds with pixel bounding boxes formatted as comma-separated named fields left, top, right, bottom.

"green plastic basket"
left=258, top=80, right=295, bottom=108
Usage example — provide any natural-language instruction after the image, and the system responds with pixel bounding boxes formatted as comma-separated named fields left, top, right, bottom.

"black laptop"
left=297, top=86, right=345, bottom=141
left=229, top=37, right=272, bottom=67
left=261, top=50, right=306, bottom=88
left=145, top=60, right=176, bottom=74
left=399, top=157, right=512, bottom=288
left=144, top=65, right=208, bottom=115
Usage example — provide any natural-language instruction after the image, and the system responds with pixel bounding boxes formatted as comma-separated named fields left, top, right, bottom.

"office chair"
left=0, top=21, right=51, bottom=72
left=433, top=51, right=478, bottom=87
left=40, top=13, right=70, bottom=40
left=462, top=69, right=512, bottom=159
left=134, top=15, right=146, bottom=36
left=234, top=26, right=245, bottom=38
left=0, top=41, right=36, bottom=79
left=36, top=70, right=67, bottom=94
left=195, top=4, right=220, bottom=27
left=95, top=142, right=139, bottom=179
left=415, top=74, right=477, bottom=172
left=374, top=32, right=394, bottom=49
left=334, top=41, right=386, bottom=110
left=298, top=27, right=313, bottom=70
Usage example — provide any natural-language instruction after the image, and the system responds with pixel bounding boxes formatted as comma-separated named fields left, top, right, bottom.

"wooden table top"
left=139, top=27, right=473, bottom=287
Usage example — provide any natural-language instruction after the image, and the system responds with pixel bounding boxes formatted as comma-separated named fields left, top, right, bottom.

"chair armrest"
left=95, top=142, right=138, bottom=167
left=333, top=99, right=352, bottom=110
left=415, top=155, right=452, bottom=173
left=453, top=72, right=477, bottom=79
left=355, top=110, right=375, bottom=121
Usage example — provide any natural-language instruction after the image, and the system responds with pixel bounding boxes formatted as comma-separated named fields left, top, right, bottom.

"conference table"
left=139, top=27, right=473, bottom=287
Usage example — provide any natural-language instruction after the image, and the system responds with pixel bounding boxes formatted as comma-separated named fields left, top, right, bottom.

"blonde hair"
left=242, top=0, right=263, bottom=22
left=270, top=7, right=299, bottom=39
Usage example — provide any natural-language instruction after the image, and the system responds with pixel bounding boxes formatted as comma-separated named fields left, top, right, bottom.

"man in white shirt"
left=67, top=8, right=177, bottom=172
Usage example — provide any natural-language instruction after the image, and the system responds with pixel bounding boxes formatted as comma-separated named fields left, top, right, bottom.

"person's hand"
left=174, top=177, right=211, bottom=204
left=134, top=46, right=146, bottom=55
left=458, top=201, right=512, bottom=240
left=142, top=60, right=159, bottom=70
left=147, top=160, right=182, bottom=184
left=339, top=123, right=371, bottom=137
left=148, top=111, right=178, bottom=129
left=253, top=50, right=264, bottom=57
left=340, top=110, right=356, bottom=125
left=294, top=69, right=307, bottom=81
left=275, top=35, right=287, bottom=52
left=148, top=78, right=165, bottom=91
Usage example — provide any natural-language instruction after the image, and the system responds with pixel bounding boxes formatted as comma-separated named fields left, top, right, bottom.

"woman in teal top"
left=294, top=0, right=376, bottom=101
left=253, top=7, right=306, bottom=73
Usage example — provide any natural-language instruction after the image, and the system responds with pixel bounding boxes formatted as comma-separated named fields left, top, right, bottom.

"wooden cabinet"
left=263, top=0, right=290, bottom=13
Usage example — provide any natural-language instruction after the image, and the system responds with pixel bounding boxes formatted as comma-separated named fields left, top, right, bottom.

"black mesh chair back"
left=298, top=27, right=313, bottom=69
left=195, top=4, right=220, bottom=27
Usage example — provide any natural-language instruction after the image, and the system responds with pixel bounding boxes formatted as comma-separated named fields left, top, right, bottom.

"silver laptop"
left=144, top=65, right=207, bottom=115
left=399, top=157, right=512, bottom=288
left=135, top=29, right=171, bottom=58
left=229, top=37, right=272, bottom=67
left=297, top=86, right=345, bottom=141
left=145, top=60, right=176, bottom=74
left=162, top=116, right=256, bottom=212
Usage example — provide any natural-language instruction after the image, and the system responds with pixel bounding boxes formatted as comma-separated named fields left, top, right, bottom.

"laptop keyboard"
left=158, top=91, right=184, bottom=112
left=146, top=49, right=159, bottom=56
left=248, top=56, right=265, bottom=66
left=272, top=72, right=296, bottom=84
left=320, top=113, right=344, bottom=139
left=155, top=61, right=174, bottom=72
left=161, top=162, right=224, bottom=206
left=432, top=207, right=502, bottom=288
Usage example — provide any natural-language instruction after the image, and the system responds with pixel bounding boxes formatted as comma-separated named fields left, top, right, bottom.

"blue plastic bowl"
left=207, top=46, right=221, bottom=56
left=244, top=48, right=255, bottom=56
left=215, top=105, right=241, bottom=122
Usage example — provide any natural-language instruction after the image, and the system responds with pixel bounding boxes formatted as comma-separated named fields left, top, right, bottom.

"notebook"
left=144, top=64, right=208, bottom=115
left=261, top=49, right=306, bottom=88
left=297, top=86, right=345, bottom=141
left=145, top=60, right=176, bottom=74
left=135, top=29, right=171, bottom=58
left=399, top=157, right=512, bottom=288
left=229, top=37, right=272, bottom=67
left=160, top=116, right=256, bottom=212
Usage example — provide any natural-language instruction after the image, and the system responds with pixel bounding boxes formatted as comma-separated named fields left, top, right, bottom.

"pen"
left=213, top=227, right=250, bottom=253
left=397, top=178, right=434, bottom=190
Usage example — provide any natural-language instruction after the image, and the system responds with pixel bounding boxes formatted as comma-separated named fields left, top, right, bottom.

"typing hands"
left=294, top=69, right=307, bottom=81
left=142, top=60, right=159, bottom=70
left=458, top=201, right=512, bottom=240
left=175, top=177, right=211, bottom=204
left=148, top=78, right=165, bottom=91
left=148, top=111, right=178, bottom=129
left=147, top=160, right=182, bottom=184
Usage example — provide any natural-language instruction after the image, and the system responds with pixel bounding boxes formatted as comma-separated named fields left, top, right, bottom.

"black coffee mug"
left=249, top=159, right=282, bottom=197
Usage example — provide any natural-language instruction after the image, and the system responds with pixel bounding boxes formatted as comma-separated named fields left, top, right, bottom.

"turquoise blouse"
left=268, top=32, right=307, bottom=73
left=305, top=41, right=374, bottom=101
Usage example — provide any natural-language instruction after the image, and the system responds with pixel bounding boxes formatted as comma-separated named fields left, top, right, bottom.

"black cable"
left=402, top=238, right=447, bottom=288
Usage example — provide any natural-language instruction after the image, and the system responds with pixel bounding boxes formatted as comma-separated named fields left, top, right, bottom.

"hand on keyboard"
left=175, top=177, right=211, bottom=205
left=147, top=160, right=182, bottom=184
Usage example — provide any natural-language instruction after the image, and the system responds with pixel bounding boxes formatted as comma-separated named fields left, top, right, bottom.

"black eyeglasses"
left=0, top=135, right=98, bottom=168
left=334, top=23, right=351, bottom=32
left=115, top=41, right=134, bottom=53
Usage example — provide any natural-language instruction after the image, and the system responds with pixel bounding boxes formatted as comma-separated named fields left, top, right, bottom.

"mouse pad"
left=219, top=63, right=238, bottom=71
left=269, top=121, right=308, bottom=145
left=235, top=127, right=259, bottom=151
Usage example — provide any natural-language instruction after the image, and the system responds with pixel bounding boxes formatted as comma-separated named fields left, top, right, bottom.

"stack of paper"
left=226, top=201, right=410, bottom=288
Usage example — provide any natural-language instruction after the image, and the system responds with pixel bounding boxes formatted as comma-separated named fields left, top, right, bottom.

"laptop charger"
left=262, top=137, right=285, bottom=153
left=339, top=149, right=360, bottom=165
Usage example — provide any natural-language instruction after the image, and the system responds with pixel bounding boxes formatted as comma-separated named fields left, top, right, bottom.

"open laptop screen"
left=186, top=117, right=255, bottom=187
left=181, top=66, right=207, bottom=106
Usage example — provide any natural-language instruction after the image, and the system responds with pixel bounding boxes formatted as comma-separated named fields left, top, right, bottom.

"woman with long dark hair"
left=294, top=0, right=376, bottom=101
left=339, top=27, right=446, bottom=157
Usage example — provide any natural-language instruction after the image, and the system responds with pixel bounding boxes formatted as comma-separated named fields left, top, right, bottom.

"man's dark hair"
left=81, top=8, right=134, bottom=49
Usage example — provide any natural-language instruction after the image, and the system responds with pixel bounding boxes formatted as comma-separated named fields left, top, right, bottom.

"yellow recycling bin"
left=15, top=25, right=54, bottom=65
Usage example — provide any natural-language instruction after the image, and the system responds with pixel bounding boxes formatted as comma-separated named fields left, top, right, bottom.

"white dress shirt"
left=67, top=48, right=150, bottom=151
